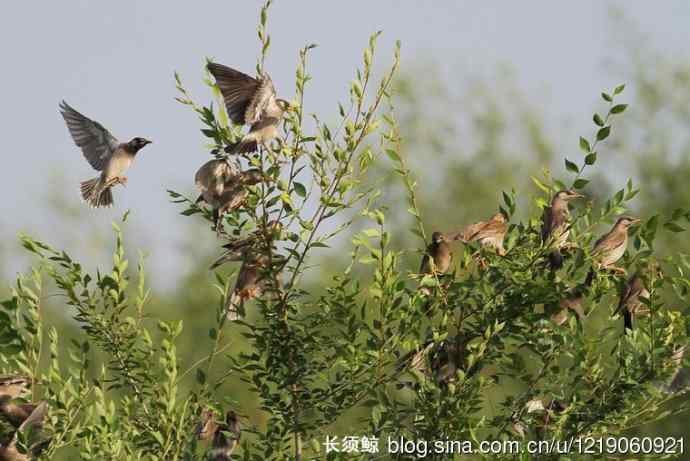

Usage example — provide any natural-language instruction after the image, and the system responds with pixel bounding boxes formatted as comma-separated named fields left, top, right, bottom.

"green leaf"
left=593, top=113, right=605, bottom=127
left=585, top=152, right=597, bottom=165
left=601, top=92, right=613, bottom=102
left=610, top=104, right=628, bottom=114
left=579, top=137, right=591, bottom=153
left=573, top=179, right=589, bottom=189
left=564, top=159, right=579, bottom=174
left=294, top=182, right=307, bottom=198
left=664, top=222, right=686, bottom=233
left=614, top=83, right=626, bottom=95
left=596, top=126, right=611, bottom=141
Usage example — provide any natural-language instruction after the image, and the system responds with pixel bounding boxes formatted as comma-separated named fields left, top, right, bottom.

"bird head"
left=431, top=231, right=446, bottom=244
left=127, top=137, right=152, bottom=152
left=492, top=212, right=507, bottom=223
left=555, top=189, right=585, bottom=201
left=240, top=169, right=270, bottom=186
left=616, top=216, right=641, bottom=229
left=276, top=98, right=293, bottom=113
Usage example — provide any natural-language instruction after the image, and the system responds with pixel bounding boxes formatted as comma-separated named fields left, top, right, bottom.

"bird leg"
left=114, top=176, right=128, bottom=187
left=471, top=251, right=488, bottom=270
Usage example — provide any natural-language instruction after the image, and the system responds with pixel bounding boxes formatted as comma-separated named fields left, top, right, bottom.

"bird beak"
left=144, top=139, right=153, bottom=145
left=630, top=218, right=642, bottom=225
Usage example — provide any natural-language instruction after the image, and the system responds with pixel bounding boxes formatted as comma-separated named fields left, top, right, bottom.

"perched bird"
left=0, top=401, right=47, bottom=461
left=219, top=251, right=277, bottom=321
left=207, top=63, right=291, bottom=155
left=540, top=190, right=584, bottom=269
left=615, top=267, right=660, bottom=330
left=215, top=221, right=283, bottom=256
left=586, top=216, right=641, bottom=285
left=0, top=376, right=31, bottom=401
left=197, top=410, right=241, bottom=461
left=194, top=160, right=267, bottom=232
left=396, top=337, right=464, bottom=386
left=550, top=289, right=586, bottom=326
left=59, top=101, right=151, bottom=208
left=420, top=232, right=452, bottom=275
left=454, top=212, right=509, bottom=256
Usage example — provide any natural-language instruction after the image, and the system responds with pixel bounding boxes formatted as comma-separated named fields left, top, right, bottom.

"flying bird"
left=541, top=190, right=584, bottom=269
left=454, top=212, right=508, bottom=256
left=194, top=160, right=267, bottom=233
left=207, top=63, right=291, bottom=155
left=59, top=101, right=151, bottom=208
left=586, top=216, right=640, bottom=285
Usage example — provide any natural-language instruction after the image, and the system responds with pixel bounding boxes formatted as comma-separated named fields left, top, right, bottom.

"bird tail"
left=623, top=310, right=633, bottom=331
left=225, top=291, right=244, bottom=321
left=224, top=138, right=258, bottom=155
left=80, top=177, right=113, bottom=208
left=585, top=268, right=595, bottom=286
left=548, top=250, right=564, bottom=270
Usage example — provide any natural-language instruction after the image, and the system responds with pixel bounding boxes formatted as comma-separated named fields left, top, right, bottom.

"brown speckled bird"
left=616, top=267, right=659, bottom=330
left=207, top=63, right=291, bottom=155
left=455, top=212, right=508, bottom=256
left=541, top=190, right=584, bottom=269
left=586, top=216, right=640, bottom=285
left=197, top=410, right=241, bottom=461
left=60, top=101, right=151, bottom=208
left=0, top=401, right=47, bottom=461
left=551, top=289, right=586, bottom=326
left=195, top=160, right=267, bottom=233
left=397, top=337, right=464, bottom=386
left=0, top=376, right=31, bottom=401
left=212, top=251, right=278, bottom=321
left=420, top=232, right=452, bottom=275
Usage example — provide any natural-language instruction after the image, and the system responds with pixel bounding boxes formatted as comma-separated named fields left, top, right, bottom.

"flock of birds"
left=0, top=60, right=663, bottom=459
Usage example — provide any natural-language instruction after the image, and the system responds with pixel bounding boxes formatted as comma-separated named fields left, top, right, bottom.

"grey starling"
left=207, top=63, right=291, bottom=155
left=586, top=216, right=640, bottom=285
left=540, top=190, right=584, bottom=269
left=59, top=101, right=151, bottom=208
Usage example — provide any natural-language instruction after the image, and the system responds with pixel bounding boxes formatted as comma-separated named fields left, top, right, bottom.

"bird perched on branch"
left=615, top=266, right=660, bottom=330
left=454, top=212, right=508, bottom=256
left=0, top=401, right=48, bottom=461
left=550, top=288, right=586, bottom=326
left=59, top=101, right=151, bottom=208
left=197, top=410, right=241, bottom=461
left=420, top=232, right=452, bottom=275
left=585, top=216, right=640, bottom=285
left=0, top=376, right=30, bottom=401
left=211, top=249, right=279, bottom=321
left=540, top=190, right=584, bottom=269
left=214, top=221, right=283, bottom=256
left=396, top=337, right=464, bottom=386
left=207, top=63, right=291, bottom=155
left=194, top=160, right=268, bottom=233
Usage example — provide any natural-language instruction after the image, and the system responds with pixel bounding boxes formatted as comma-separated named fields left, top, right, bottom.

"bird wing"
left=207, top=63, right=259, bottom=125
left=461, top=221, right=487, bottom=242
left=244, top=72, right=278, bottom=124
left=59, top=101, right=120, bottom=171
left=419, top=251, right=431, bottom=274
left=617, top=274, right=642, bottom=314
left=593, top=229, right=626, bottom=256
left=17, top=401, right=47, bottom=433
